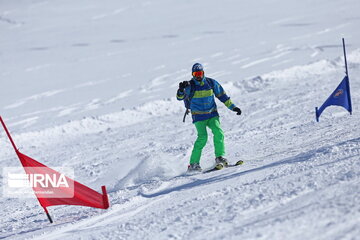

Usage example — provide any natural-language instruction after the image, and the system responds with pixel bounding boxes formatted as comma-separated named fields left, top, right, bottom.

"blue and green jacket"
left=177, top=77, right=236, bottom=123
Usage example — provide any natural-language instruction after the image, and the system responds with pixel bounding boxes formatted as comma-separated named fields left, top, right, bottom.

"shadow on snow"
left=140, top=137, right=360, bottom=198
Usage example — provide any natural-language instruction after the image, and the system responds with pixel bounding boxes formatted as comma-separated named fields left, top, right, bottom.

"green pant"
left=190, top=116, right=225, bottom=164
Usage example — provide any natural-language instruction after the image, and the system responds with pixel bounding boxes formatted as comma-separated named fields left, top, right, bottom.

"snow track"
left=1, top=50, right=360, bottom=239
left=1, top=0, right=360, bottom=239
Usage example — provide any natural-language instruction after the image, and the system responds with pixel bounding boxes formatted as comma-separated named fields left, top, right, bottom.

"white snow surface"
left=1, top=0, right=360, bottom=239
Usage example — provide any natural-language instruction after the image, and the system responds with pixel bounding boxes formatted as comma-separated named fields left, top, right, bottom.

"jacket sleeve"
left=176, top=86, right=190, bottom=101
left=212, top=79, right=236, bottom=110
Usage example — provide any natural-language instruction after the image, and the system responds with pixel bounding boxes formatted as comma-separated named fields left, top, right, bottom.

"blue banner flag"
left=315, top=76, right=352, bottom=122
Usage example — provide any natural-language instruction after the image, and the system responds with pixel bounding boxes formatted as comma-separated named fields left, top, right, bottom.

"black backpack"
left=183, top=78, right=215, bottom=122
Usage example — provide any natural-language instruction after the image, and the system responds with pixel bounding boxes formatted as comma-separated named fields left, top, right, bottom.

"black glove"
left=178, top=81, right=190, bottom=91
left=233, top=107, right=242, bottom=115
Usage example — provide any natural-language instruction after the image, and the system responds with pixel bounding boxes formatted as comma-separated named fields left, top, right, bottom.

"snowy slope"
left=1, top=0, right=360, bottom=239
left=1, top=0, right=360, bottom=131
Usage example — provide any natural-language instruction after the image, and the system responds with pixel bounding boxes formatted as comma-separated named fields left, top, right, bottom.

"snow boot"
left=215, top=156, right=228, bottom=167
left=187, top=163, right=202, bottom=172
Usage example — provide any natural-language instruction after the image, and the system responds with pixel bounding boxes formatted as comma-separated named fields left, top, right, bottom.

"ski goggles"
left=192, top=71, right=204, bottom=78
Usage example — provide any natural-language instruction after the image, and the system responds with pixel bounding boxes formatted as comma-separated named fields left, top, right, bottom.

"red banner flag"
left=17, top=152, right=109, bottom=209
left=0, top=116, right=109, bottom=223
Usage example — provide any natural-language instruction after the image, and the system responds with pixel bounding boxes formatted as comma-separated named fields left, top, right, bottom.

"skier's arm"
left=177, top=89, right=185, bottom=101
left=213, top=80, right=242, bottom=115
left=176, top=81, right=190, bottom=101
left=213, top=80, right=236, bottom=110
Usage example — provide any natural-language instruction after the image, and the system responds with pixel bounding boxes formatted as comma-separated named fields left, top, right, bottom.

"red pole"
left=101, top=186, right=110, bottom=209
left=0, top=116, right=18, bottom=152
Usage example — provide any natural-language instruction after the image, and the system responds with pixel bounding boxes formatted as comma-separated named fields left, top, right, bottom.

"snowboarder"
left=177, top=63, right=242, bottom=172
